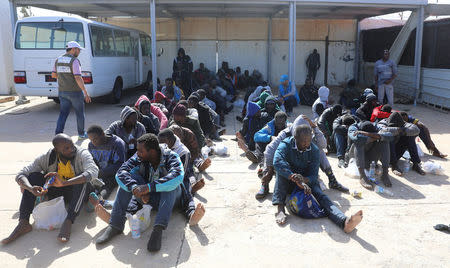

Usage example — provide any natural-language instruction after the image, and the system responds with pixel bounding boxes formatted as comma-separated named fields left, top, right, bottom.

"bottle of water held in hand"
left=374, top=185, right=394, bottom=196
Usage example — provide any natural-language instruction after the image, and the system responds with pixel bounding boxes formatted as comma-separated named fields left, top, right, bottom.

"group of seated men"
left=234, top=76, right=446, bottom=227
left=2, top=76, right=242, bottom=251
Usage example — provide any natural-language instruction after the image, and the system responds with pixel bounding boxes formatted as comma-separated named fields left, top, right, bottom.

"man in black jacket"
left=172, top=48, right=193, bottom=96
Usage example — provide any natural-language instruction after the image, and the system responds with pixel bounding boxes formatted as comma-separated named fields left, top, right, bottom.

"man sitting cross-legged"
left=95, top=134, right=184, bottom=252
left=2, top=134, right=98, bottom=244
left=272, top=125, right=363, bottom=233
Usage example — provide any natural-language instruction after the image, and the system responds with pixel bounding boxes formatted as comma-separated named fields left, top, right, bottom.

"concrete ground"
left=0, top=90, right=449, bottom=268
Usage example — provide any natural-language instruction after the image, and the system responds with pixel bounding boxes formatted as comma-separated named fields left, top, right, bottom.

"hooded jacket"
left=134, top=95, right=168, bottom=130
left=263, top=115, right=326, bottom=168
left=355, top=101, right=376, bottom=122
left=254, top=119, right=289, bottom=144
left=173, top=48, right=193, bottom=74
left=279, top=81, right=300, bottom=104
left=115, top=144, right=184, bottom=193
left=16, top=146, right=98, bottom=184
left=370, top=105, right=396, bottom=122
left=240, top=102, right=262, bottom=150
left=312, top=86, right=330, bottom=120
left=260, top=95, right=281, bottom=126
left=106, top=106, right=146, bottom=154
left=248, top=86, right=271, bottom=103
left=377, top=112, right=420, bottom=138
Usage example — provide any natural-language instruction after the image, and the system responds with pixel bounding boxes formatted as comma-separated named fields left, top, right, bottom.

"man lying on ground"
left=2, top=134, right=98, bottom=244
left=272, top=125, right=363, bottom=232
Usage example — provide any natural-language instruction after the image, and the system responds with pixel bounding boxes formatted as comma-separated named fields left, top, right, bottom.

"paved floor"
left=0, top=90, right=449, bottom=268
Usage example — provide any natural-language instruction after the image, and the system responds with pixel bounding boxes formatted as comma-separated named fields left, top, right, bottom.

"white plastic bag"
left=403, top=144, right=424, bottom=159
left=234, top=99, right=245, bottom=109
left=344, top=158, right=369, bottom=179
left=201, top=146, right=211, bottom=158
left=213, top=143, right=228, bottom=156
left=32, top=196, right=67, bottom=230
left=422, top=161, right=444, bottom=175
left=127, top=204, right=152, bottom=238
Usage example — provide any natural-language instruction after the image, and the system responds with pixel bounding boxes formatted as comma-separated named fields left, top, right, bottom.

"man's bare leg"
left=344, top=210, right=363, bottom=233
left=275, top=204, right=287, bottom=225
left=1, top=219, right=32, bottom=244
left=189, top=203, right=205, bottom=226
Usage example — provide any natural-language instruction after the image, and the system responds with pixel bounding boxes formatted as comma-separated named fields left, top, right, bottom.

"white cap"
left=66, top=41, right=83, bottom=49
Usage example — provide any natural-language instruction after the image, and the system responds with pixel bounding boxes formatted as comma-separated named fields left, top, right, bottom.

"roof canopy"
left=14, top=0, right=427, bottom=19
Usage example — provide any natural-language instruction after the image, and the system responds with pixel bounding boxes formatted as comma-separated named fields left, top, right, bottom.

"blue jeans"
left=334, top=133, right=348, bottom=159
left=109, top=173, right=182, bottom=231
left=55, top=91, right=85, bottom=135
left=272, top=173, right=347, bottom=229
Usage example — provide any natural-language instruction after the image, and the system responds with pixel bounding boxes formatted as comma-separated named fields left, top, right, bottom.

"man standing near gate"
left=52, top=41, right=91, bottom=139
left=306, top=49, right=321, bottom=85
left=374, top=49, right=397, bottom=106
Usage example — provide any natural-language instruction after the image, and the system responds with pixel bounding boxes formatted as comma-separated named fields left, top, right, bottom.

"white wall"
left=0, top=0, right=15, bottom=95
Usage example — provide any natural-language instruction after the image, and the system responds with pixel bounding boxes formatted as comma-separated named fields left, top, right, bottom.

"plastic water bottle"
left=374, top=185, right=394, bottom=196
left=369, top=161, right=376, bottom=178
left=129, top=214, right=140, bottom=239
left=129, top=134, right=135, bottom=150
left=351, top=190, right=362, bottom=198
left=403, top=158, right=411, bottom=173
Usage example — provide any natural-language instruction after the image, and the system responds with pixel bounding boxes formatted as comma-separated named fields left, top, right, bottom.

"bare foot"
left=2, top=220, right=32, bottom=244
left=198, top=158, right=211, bottom=172
left=57, top=219, right=72, bottom=243
left=344, top=210, right=363, bottom=233
left=191, top=178, right=205, bottom=195
left=189, top=203, right=205, bottom=226
left=95, top=204, right=111, bottom=224
left=275, top=211, right=287, bottom=225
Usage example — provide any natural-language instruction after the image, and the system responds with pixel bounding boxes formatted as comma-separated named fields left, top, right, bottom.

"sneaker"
left=338, top=159, right=345, bottom=168
left=78, top=132, right=88, bottom=139
left=255, top=184, right=269, bottom=200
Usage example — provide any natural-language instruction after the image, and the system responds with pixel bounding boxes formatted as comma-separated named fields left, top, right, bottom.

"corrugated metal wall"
left=103, top=17, right=356, bottom=86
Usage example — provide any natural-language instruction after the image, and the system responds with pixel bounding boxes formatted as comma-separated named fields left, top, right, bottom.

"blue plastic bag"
left=287, top=187, right=326, bottom=219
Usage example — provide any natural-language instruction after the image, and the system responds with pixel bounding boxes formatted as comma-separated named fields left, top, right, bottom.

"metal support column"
left=288, top=2, right=296, bottom=83
left=176, top=17, right=181, bottom=49
left=413, top=6, right=425, bottom=106
left=150, top=0, right=157, bottom=99
left=267, top=16, right=272, bottom=84
left=9, top=0, right=17, bottom=33
left=354, top=19, right=361, bottom=83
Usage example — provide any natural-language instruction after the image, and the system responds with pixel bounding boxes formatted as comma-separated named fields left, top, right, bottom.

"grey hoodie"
left=106, top=106, right=146, bottom=146
left=16, top=146, right=98, bottom=183
left=264, top=115, right=327, bottom=168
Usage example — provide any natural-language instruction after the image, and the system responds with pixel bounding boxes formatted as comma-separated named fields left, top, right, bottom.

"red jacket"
left=370, top=105, right=395, bottom=122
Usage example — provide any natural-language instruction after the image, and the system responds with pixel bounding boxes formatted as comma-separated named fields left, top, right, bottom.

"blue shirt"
left=279, top=81, right=300, bottom=104
left=374, top=59, right=397, bottom=86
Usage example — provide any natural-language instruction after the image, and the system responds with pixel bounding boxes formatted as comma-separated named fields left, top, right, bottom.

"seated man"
left=340, top=79, right=361, bottom=111
left=106, top=106, right=146, bottom=159
left=258, top=115, right=348, bottom=199
left=317, top=104, right=343, bottom=152
left=169, top=125, right=211, bottom=172
left=134, top=95, right=168, bottom=130
left=2, top=134, right=98, bottom=244
left=272, top=125, right=363, bottom=232
left=278, top=74, right=300, bottom=115
left=254, top=111, right=288, bottom=164
left=355, top=93, right=378, bottom=122
left=332, top=114, right=356, bottom=168
left=161, top=78, right=184, bottom=102
left=193, top=63, right=210, bottom=87
left=170, top=104, right=205, bottom=148
left=236, top=102, right=263, bottom=163
left=188, top=94, right=221, bottom=141
left=400, top=112, right=446, bottom=158
left=134, top=107, right=160, bottom=135
left=152, top=91, right=176, bottom=118
left=299, top=78, right=318, bottom=107
left=378, top=112, right=425, bottom=176
left=95, top=134, right=184, bottom=252
left=370, top=104, right=393, bottom=123
left=312, top=86, right=330, bottom=120
left=158, top=129, right=206, bottom=205
left=259, top=94, right=280, bottom=127
left=87, top=125, right=126, bottom=199
left=348, top=121, right=393, bottom=189
left=196, top=88, right=216, bottom=111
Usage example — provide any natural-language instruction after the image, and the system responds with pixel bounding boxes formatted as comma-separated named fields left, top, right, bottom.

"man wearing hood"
left=106, top=106, right=146, bottom=159
left=172, top=48, right=193, bottom=96
left=2, top=134, right=98, bottom=244
left=312, top=86, right=330, bottom=120
left=278, top=75, right=300, bottom=115
left=256, top=114, right=348, bottom=199
left=152, top=91, right=175, bottom=118
left=355, top=93, right=378, bottom=122
left=236, top=102, right=263, bottom=163
left=272, top=125, right=363, bottom=231
left=317, top=104, right=343, bottom=153
left=378, top=112, right=425, bottom=176
left=370, top=104, right=393, bottom=123
left=260, top=94, right=280, bottom=126
left=135, top=95, right=168, bottom=130
left=348, top=121, right=393, bottom=189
